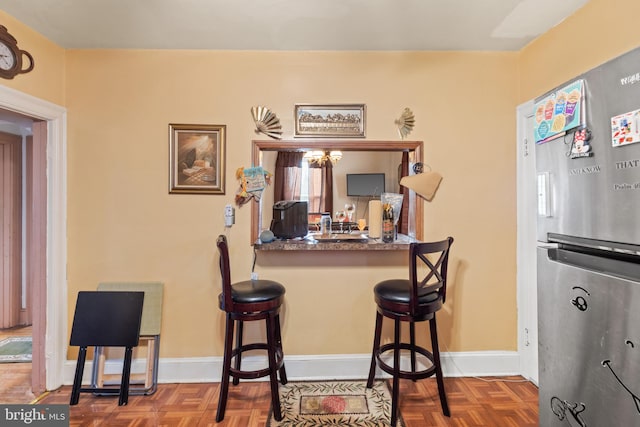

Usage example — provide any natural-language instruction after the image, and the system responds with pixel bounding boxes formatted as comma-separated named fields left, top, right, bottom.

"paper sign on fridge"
left=611, top=109, right=640, bottom=147
left=534, top=80, right=584, bottom=143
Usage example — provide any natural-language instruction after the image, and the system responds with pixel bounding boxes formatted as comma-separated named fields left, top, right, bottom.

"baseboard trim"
left=63, top=351, right=521, bottom=385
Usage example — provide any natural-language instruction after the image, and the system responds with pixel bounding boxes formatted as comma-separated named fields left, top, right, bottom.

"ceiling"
left=0, top=0, right=589, bottom=134
left=2, top=0, right=589, bottom=51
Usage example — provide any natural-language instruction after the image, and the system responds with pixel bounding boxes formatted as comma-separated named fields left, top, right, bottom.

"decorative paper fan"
left=251, top=106, right=282, bottom=139
left=394, top=108, right=415, bottom=139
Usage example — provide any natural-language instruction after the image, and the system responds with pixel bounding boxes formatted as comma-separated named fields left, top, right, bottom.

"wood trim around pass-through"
left=250, top=140, right=424, bottom=246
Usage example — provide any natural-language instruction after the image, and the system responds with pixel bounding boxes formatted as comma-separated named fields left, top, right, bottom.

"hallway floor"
left=0, top=325, right=34, bottom=404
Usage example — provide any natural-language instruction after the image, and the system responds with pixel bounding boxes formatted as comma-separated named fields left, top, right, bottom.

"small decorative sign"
left=235, top=166, right=271, bottom=206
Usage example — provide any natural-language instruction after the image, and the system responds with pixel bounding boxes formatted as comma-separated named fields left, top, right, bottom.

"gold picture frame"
left=294, top=104, right=366, bottom=138
left=169, top=123, right=226, bottom=194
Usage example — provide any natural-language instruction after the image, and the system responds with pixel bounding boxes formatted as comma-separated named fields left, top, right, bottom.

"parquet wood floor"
left=34, top=376, right=538, bottom=426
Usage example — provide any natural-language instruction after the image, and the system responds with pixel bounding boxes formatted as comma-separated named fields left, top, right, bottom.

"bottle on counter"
left=382, top=203, right=394, bottom=243
left=320, top=212, right=332, bottom=235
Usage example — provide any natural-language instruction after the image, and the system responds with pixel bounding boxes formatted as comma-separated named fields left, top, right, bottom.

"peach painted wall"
left=518, top=0, right=640, bottom=102
left=64, top=50, right=518, bottom=358
left=0, top=11, right=65, bottom=105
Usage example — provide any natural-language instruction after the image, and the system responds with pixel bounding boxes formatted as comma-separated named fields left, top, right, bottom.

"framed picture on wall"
left=169, top=123, right=226, bottom=194
left=294, top=104, right=366, bottom=138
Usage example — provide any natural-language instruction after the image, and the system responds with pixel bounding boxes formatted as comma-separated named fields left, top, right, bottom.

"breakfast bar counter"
left=254, top=233, right=418, bottom=251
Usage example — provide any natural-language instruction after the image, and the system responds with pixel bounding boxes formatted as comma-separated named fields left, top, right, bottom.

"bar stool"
left=215, top=234, right=288, bottom=422
left=91, top=282, right=164, bottom=395
left=366, top=237, right=454, bottom=426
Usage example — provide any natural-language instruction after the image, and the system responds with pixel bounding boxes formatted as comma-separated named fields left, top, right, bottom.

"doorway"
left=0, top=113, right=44, bottom=398
left=0, top=85, right=67, bottom=394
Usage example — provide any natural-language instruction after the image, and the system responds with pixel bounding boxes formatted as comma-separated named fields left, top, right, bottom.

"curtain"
left=398, top=151, right=410, bottom=235
left=273, top=151, right=303, bottom=202
left=308, top=160, right=333, bottom=215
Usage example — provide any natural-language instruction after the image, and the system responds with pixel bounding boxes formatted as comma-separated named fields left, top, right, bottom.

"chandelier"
left=303, top=150, right=342, bottom=165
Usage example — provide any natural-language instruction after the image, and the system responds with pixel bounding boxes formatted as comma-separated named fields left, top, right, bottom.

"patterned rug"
left=0, top=337, right=32, bottom=363
left=266, top=380, right=405, bottom=427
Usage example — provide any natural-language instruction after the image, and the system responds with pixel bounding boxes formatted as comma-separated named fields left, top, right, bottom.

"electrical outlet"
left=224, top=204, right=235, bottom=227
left=251, top=272, right=258, bottom=280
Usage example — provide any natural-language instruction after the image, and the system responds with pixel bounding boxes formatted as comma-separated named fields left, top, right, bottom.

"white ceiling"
left=1, top=0, right=589, bottom=51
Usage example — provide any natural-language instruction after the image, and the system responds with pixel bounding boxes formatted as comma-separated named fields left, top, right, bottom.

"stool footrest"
left=375, top=342, right=437, bottom=380
left=229, top=343, right=285, bottom=380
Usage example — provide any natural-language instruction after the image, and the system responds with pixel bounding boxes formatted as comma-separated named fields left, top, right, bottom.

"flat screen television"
left=346, top=173, right=385, bottom=197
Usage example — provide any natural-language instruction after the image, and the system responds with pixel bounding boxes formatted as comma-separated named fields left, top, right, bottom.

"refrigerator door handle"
left=547, top=248, right=640, bottom=283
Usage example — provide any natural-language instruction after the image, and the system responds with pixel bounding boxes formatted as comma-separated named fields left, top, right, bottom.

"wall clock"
left=0, top=25, right=34, bottom=79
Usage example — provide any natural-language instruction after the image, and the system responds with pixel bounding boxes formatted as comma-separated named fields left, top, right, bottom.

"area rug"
left=0, top=337, right=32, bottom=363
left=266, top=380, right=405, bottom=427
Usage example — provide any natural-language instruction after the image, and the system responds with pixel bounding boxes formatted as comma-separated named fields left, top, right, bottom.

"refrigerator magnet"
left=570, top=128, right=593, bottom=159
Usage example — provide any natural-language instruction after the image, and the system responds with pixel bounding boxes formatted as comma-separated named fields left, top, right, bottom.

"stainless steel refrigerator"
left=535, top=47, right=640, bottom=426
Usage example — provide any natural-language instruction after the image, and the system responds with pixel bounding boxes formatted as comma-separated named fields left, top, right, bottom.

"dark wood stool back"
left=215, top=235, right=288, bottom=422
left=366, top=237, right=454, bottom=426
left=69, top=291, right=144, bottom=406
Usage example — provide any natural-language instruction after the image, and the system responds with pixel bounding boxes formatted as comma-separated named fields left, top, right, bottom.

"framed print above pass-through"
left=294, top=104, right=366, bottom=138
left=169, top=123, right=226, bottom=194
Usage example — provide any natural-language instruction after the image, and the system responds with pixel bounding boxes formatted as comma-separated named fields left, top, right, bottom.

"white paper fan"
left=251, top=106, right=282, bottom=139
left=394, top=108, right=415, bottom=139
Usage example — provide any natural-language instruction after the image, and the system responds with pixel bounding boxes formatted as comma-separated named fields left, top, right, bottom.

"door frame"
left=516, top=100, right=538, bottom=384
left=0, top=85, right=67, bottom=391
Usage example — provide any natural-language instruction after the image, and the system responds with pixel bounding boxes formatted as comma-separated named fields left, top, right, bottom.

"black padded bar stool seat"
left=367, top=237, right=454, bottom=426
left=215, top=235, right=288, bottom=422
left=374, top=280, right=441, bottom=307
left=221, top=279, right=285, bottom=307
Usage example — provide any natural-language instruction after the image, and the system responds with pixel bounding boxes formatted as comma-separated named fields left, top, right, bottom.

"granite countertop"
left=254, top=232, right=418, bottom=251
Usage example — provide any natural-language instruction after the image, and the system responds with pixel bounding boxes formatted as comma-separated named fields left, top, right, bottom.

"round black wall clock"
left=0, top=25, right=34, bottom=79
